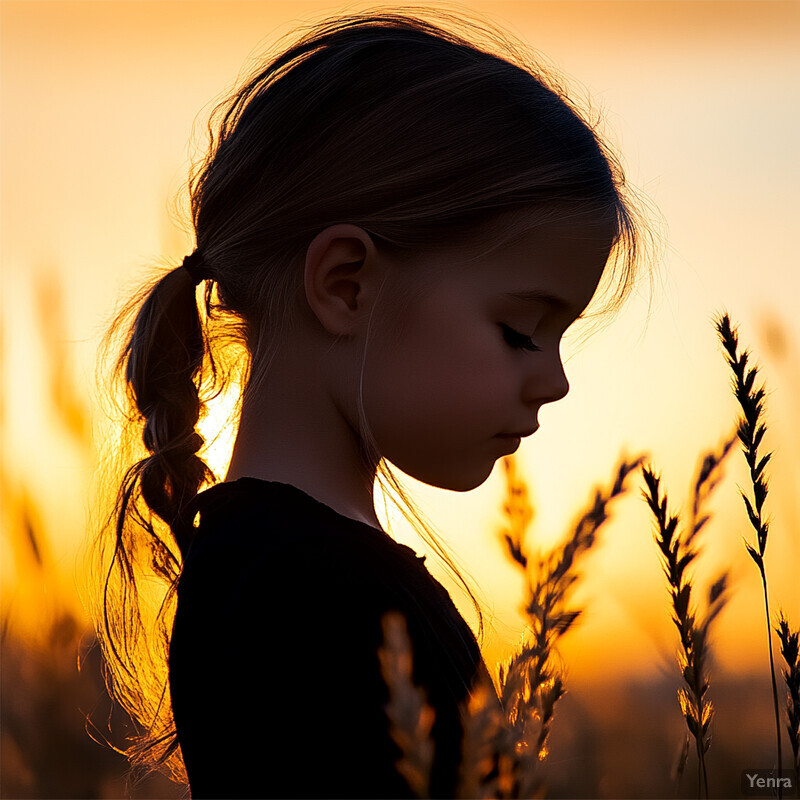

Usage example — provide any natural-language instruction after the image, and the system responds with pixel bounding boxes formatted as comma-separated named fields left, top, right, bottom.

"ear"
left=304, top=224, right=379, bottom=336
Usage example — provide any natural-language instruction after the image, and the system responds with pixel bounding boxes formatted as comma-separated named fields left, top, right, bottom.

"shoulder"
left=172, top=477, right=484, bottom=701
left=184, top=475, right=423, bottom=558
left=176, top=478, right=427, bottom=624
left=184, top=477, right=422, bottom=566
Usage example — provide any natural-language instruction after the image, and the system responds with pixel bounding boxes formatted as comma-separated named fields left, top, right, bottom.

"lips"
left=497, top=427, right=538, bottom=438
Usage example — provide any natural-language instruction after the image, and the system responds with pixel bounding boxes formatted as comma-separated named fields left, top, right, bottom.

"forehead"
left=457, top=205, right=616, bottom=253
left=449, top=212, right=615, bottom=312
left=379, top=208, right=616, bottom=324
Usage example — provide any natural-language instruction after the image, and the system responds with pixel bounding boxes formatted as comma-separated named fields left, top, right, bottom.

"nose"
left=522, top=348, right=570, bottom=406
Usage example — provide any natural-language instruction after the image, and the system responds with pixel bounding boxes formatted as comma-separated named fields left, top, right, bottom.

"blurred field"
left=540, top=674, right=785, bottom=798
left=0, top=275, right=184, bottom=799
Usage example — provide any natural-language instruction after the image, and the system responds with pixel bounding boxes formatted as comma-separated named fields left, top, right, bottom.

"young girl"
left=91, top=9, right=647, bottom=799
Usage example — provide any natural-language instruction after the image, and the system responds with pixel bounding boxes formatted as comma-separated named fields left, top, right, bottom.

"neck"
left=224, top=364, right=383, bottom=532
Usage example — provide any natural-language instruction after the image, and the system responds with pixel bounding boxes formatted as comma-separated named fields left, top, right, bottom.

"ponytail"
left=87, top=257, right=220, bottom=786
left=122, top=260, right=212, bottom=554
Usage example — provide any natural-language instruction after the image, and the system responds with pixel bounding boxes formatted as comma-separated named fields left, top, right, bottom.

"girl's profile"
left=89, top=8, right=649, bottom=798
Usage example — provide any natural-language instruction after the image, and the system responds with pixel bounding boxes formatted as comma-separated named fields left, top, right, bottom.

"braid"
left=123, top=261, right=213, bottom=555
left=87, top=257, right=221, bottom=786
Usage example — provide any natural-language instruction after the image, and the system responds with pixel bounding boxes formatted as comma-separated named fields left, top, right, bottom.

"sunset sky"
left=2, top=0, right=799, bottom=687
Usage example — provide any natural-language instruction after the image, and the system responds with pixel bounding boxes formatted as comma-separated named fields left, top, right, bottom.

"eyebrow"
left=500, top=289, right=573, bottom=313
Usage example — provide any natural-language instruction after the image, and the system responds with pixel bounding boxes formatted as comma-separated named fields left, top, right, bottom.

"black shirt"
left=168, top=478, right=497, bottom=799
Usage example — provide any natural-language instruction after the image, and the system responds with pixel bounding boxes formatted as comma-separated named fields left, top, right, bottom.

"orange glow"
left=2, top=0, right=798, bottom=738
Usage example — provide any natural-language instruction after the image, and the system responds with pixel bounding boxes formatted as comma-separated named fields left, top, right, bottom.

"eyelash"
left=500, top=324, right=542, bottom=352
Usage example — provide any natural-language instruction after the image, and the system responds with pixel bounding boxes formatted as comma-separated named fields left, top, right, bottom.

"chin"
left=418, top=464, right=495, bottom=493
left=387, top=449, right=496, bottom=493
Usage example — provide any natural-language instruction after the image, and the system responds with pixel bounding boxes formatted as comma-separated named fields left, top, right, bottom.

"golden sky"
left=2, top=0, right=799, bottom=683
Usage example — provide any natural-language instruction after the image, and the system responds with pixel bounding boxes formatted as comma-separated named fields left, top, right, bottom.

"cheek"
left=362, top=308, right=513, bottom=442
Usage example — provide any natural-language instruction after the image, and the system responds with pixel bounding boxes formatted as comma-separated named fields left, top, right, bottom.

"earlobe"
left=304, top=224, right=377, bottom=337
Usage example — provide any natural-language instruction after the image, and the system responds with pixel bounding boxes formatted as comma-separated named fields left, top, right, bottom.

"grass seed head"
left=378, top=611, right=436, bottom=799
left=776, top=612, right=800, bottom=784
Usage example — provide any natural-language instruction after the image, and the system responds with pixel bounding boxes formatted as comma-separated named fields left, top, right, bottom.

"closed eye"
left=500, top=324, right=542, bottom=352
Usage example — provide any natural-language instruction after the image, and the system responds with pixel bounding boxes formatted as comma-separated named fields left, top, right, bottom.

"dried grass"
left=642, top=460, right=730, bottom=799
left=776, top=612, right=800, bottom=790
left=379, top=453, right=643, bottom=798
left=717, top=312, right=786, bottom=791
left=496, top=453, right=644, bottom=797
left=0, top=274, right=181, bottom=798
left=377, top=611, right=436, bottom=798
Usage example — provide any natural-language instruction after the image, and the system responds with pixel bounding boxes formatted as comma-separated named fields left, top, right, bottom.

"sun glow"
left=2, top=2, right=799, bottom=793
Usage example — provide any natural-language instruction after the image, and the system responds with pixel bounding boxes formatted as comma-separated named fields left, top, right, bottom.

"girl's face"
left=360, top=215, right=613, bottom=491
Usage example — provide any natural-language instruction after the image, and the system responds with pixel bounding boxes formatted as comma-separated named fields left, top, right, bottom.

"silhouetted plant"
left=776, top=612, right=800, bottom=790
left=379, top=453, right=643, bottom=798
left=377, top=611, right=436, bottom=798
left=716, top=312, right=784, bottom=790
left=687, top=435, right=737, bottom=548
left=642, top=463, right=729, bottom=799
left=495, top=453, right=644, bottom=797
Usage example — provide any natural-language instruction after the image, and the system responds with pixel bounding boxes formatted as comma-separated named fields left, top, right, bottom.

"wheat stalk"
left=776, top=612, right=800, bottom=790
left=642, top=466, right=728, bottom=799
left=716, top=312, right=784, bottom=790
left=378, top=610, right=436, bottom=798
left=687, top=433, right=737, bottom=548
left=495, top=453, right=643, bottom=797
left=456, top=667, right=508, bottom=799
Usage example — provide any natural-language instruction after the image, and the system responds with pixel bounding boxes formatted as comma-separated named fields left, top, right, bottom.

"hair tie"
left=181, top=251, right=206, bottom=285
